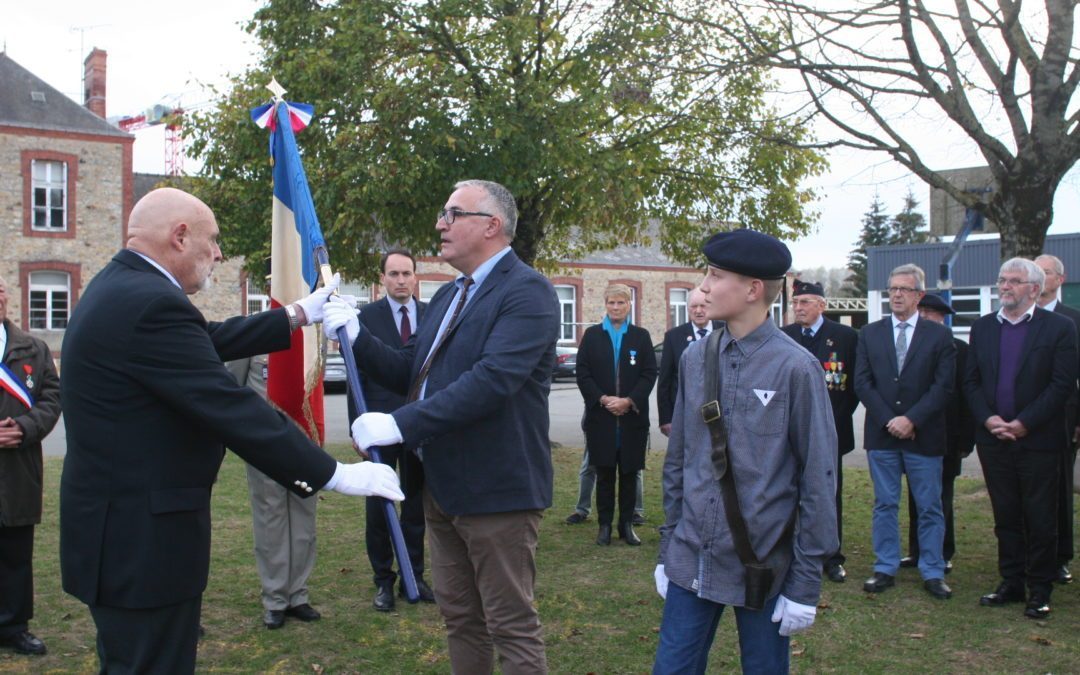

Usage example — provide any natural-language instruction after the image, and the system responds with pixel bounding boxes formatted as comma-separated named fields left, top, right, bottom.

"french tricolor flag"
left=0, top=364, right=33, bottom=409
left=251, top=98, right=325, bottom=444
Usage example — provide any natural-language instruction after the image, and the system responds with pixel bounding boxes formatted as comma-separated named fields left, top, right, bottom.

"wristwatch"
left=284, top=304, right=302, bottom=332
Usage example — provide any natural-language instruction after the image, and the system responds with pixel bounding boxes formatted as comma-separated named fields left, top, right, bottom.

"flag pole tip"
left=266, top=77, right=287, bottom=101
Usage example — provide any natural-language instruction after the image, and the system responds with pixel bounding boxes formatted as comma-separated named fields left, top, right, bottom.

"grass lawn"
left=3, top=444, right=1077, bottom=673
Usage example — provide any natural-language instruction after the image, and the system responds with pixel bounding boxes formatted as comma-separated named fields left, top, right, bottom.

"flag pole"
left=261, top=79, right=419, bottom=603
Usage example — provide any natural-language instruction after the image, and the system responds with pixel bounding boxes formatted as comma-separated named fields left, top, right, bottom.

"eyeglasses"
left=997, top=277, right=1033, bottom=288
left=886, top=286, right=918, bottom=295
left=437, top=208, right=493, bottom=225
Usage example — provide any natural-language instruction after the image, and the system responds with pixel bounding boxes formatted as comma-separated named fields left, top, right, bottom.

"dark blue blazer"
left=59, top=249, right=335, bottom=609
left=854, top=314, right=955, bottom=455
left=657, top=321, right=722, bottom=427
left=782, top=318, right=860, bottom=453
left=351, top=250, right=559, bottom=515
left=356, top=296, right=426, bottom=414
left=962, top=307, right=1078, bottom=451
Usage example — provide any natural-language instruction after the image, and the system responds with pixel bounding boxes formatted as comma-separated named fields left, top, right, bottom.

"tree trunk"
left=511, top=209, right=542, bottom=268
left=989, top=173, right=1058, bottom=261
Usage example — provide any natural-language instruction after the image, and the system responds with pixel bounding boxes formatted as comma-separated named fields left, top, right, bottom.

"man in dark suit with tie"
left=657, top=287, right=720, bottom=437
left=356, top=248, right=434, bottom=611
left=58, top=188, right=404, bottom=673
left=899, top=294, right=976, bottom=573
left=854, top=263, right=956, bottom=601
left=1035, top=254, right=1079, bottom=585
left=782, top=279, right=859, bottom=584
left=966, top=257, right=1078, bottom=619
left=325, top=180, right=559, bottom=673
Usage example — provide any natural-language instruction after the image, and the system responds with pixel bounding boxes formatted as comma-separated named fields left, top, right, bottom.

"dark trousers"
left=1057, top=445, right=1076, bottom=564
left=89, top=595, right=202, bottom=674
left=365, top=447, right=426, bottom=588
left=595, top=463, right=636, bottom=527
left=978, top=444, right=1060, bottom=594
left=827, top=458, right=846, bottom=567
left=0, top=525, right=34, bottom=637
left=905, top=455, right=958, bottom=562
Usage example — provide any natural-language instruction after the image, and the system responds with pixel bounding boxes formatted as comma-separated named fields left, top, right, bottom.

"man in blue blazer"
left=59, top=188, right=403, bottom=673
left=326, top=180, right=559, bottom=674
left=965, top=258, right=1078, bottom=619
left=854, top=264, right=956, bottom=601
left=355, top=248, right=432, bottom=611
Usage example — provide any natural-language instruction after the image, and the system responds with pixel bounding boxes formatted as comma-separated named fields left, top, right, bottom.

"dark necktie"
left=399, top=306, right=412, bottom=344
left=407, top=277, right=474, bottom=402
left=802, top=327, right=813, bottom=346
left=697, top=327, right=707, bottom=340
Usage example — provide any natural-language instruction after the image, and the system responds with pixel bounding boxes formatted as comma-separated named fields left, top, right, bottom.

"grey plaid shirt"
left=658, top=319, right=839, bottom=607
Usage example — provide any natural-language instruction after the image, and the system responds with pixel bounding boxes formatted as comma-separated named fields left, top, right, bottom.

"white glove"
left=294, top=273, right=341, bottom=325
left=323, top=297, right=361, bottom=345
left=770, top=594, right=816, bottom=636
left=654, top=564, right=669, bottom=599
left=324, top=461, right=404, bottom=500
left=352, top=412, right=404, bottom=449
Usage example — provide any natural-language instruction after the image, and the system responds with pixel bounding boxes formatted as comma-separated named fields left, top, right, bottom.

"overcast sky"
left=4, top=0, right=1077, bottom=271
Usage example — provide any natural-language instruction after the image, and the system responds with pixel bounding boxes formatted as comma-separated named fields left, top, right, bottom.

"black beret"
left=917, top=293, right=955, bottom=315
left=702, top=229, right=791, bottom=280
left=793, top=279, right=825, bottom=297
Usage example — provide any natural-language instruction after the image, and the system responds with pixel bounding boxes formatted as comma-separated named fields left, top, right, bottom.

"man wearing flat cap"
left=854, top=264, right=956, bottom=601
left=654, top=229, right=838, bottom=673
left=894, top=294, right=975, bottom=575
left=782, top=279, right=859, bottom=584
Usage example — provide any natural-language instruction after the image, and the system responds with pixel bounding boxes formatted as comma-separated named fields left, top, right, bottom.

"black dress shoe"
left=285, top=603, right=321, bottom=622
left=565, top=512, right=587, bottom=524
left=0, top=631, right=46, bottom=655
left=618, top=523, right=642, bottom=546
left=899, top=555, right=918, bottom=568
left=825, top=563, right=846, bottom=583
left=596, top=524, right=612, bottom=545
left=263, top=609, right=285, bottom=629
left=980, top=582, right=1025, bottom=606
left=632, top=513, right=646, bottom=526
left=863, top=572, right=895, bottom=593
left=1024, top=594, right=1051, bottom=619
left=1055, top=565, right=1073, bottom=584
left=400, top=578, right=436, bottom=603
left=924, top=578, right=952, bottom=600
left=373, top=585, right=395, bottom=612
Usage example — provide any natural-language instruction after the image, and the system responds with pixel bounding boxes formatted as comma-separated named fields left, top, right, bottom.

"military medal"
left=23, top=364, right=34, bottom=390
left=629, top=350, right=637, bottom=366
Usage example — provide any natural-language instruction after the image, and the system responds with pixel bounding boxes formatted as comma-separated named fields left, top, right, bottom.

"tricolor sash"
left=0, top=363, right=33, bottom=409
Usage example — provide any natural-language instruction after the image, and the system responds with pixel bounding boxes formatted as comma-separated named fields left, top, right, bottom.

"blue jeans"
left=868, top=449, right=945, bottom=579
left=574, top=448, right=644, bottom=516
left=653, top=583, right=788, bottom=675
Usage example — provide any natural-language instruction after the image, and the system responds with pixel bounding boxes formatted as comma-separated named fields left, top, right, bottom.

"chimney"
left=83, top=48, right=107, bottom=118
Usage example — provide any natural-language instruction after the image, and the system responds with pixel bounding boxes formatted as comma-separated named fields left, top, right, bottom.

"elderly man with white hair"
left=964, top=257, right=1078, bottom=619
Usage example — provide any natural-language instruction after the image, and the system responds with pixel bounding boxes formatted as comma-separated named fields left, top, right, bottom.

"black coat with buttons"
left=854, top=315, right=956, bottom=455
left=59, top=250, right=336, bottom=609
left=577, top=323, right=657, bottom=471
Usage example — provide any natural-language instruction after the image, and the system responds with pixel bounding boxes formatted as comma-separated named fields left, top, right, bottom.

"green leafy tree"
left=845, top=195, right=891, bottom=296
left=188, top=0, right=825, bottom=278
left=889, top=189, right=930, bottom=247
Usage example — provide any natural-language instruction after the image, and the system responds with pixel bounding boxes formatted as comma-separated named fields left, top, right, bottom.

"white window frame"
left=555, top=285, right=577, bottom=343
left=339, top=280, right=372, bottom=307
left=31, top=159, right=68, bottom=231
left=669, top=288, right=689, bottom=328
left=419, top=280, right=448, bottom=302
left=28, top=270, right=70, bottom=330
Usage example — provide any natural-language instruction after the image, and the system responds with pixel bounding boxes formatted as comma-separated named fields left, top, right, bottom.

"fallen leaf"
left=1029, top=636, right=1052, bottom=646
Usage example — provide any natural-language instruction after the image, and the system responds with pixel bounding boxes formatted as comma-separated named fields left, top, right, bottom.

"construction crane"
left=116, top=104, right=184, bottom=176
